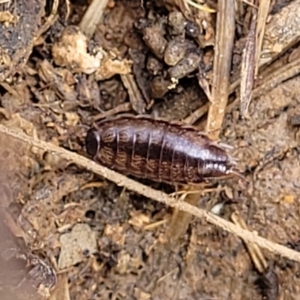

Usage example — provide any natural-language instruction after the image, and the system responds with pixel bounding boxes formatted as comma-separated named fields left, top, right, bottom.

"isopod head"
left=85, top=129, right=100, bottom=157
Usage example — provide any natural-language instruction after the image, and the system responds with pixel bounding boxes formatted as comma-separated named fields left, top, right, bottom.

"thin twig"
left=1, top=124, right=300, bottom=263
left=240, top=12, right=257, bottom=117
left=184, top=103, right=209, bottom=125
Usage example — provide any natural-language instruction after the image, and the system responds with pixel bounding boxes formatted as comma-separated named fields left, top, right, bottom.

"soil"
left=0, top=0, right=300, bottom=300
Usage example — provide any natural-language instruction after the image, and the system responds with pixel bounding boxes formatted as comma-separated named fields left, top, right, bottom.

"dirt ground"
left=1, top=0, right=300, bottom=299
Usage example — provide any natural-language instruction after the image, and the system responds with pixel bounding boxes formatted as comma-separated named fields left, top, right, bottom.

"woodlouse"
left=85, top=114, right=240, bottom=186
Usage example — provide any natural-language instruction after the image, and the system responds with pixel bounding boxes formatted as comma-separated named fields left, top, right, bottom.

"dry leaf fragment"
left=103, top=223, right=125, bottom=246
left=94, top=50, right=132, bottom=81
left=58, top=223, right=97, bottom=269
left=0, top=11, right=16, bottom=25
left=52, top=26, right=103, bottom=74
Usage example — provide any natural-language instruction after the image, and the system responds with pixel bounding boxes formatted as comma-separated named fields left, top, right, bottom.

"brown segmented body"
left=85, top=115, right=238, bottom=185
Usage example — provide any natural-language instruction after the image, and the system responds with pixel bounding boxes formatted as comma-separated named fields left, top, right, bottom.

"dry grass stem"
left=240, top=14, right=257, bottom=117
left=206, top=0, right=235, bottom=139
left=79, top=0, right=109, bottom=38
left=240, top=1, right=272, bottom=116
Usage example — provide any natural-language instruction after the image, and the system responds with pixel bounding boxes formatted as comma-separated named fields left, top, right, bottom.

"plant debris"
left=58, top=223, right=97, bottom=269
